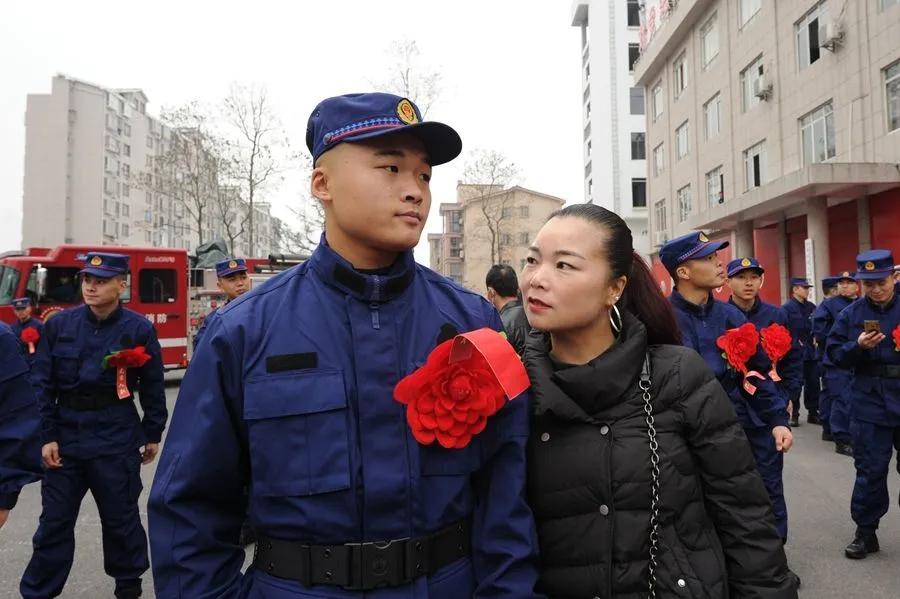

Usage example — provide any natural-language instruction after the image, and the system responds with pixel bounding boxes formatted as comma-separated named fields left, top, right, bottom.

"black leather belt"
left=855, top=364, right=900, bottom=378
left=58, top=393, right=129, bottom=411
left=253, top=519, right=471, bottom=590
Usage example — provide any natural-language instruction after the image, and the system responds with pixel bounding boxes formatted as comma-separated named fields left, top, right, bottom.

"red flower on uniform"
left=394, top=339, right=507, bottom=449
left=102, top=346, right=152, bottom=369
left=892, top=325, right=900, bottom=352
left=716, top=323, right=760, bottom=375
left=760, top=323, right=792, bottom=381
left=20, top=327, right=40, bottom=345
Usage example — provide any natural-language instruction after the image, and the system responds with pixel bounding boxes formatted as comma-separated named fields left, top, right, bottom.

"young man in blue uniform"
left=10, top=297, right=44, bottom=372
left=718, top=255, right=798, bottom=545
left=21, top=252, right=168, bottom=599
left=148, top=93, right=541, bottom=598
left=661, top=236, right=793, bottom=546
left=783, top=277, right=819, bottom=427
left=193, top=258, right=250, bottom=350
left=0, top=321, right=42, bottom=530
left=813, top=271, right=858, bottom=455
left=826, top=250, right=900, bottom=559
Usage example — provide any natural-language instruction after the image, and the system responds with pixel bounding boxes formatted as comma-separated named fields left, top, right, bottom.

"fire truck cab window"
left=28, top=267, right=82, bottom=304
left=140, top=269, right=177, bottom=303
left=0, top=266, right=21, bottom=304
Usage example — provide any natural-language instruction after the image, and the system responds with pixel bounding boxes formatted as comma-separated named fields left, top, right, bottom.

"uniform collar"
left=670, top=289, right=716, bottom=317
left=864, top=291, right=898, bottom=313
left=308, top=235, right=415, bottom=303
left=728, top=295, right=761, bottom=316
left=83, top=303, right=124, bottom=325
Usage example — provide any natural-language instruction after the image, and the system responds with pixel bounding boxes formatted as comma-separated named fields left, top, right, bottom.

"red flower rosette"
left=102, top=347, right=151, bottom=400
left=760, top=323, right=792, bottom=382
left=394, top=328, right=529, bottom=449
left=20, top=327, right=40, bottom=355
left=893, top=325, right=900, bottom=352
left=716, top=323, right=765, bottom=395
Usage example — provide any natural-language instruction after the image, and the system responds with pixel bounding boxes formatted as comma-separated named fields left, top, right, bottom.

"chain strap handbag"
left=639, top=353, right=661, bottom=599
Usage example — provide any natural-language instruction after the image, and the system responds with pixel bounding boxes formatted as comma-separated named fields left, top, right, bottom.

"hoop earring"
left=609, top=303, right=623, bottom=334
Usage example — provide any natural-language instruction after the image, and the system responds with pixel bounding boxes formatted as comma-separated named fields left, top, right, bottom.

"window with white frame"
left=632, top=178, right=647, bottom=208
left=631, top=133, right=646, bottom=160
left=630, top=87, right=645, bottom=115
left=675, top=122, right=690, bottom=160
left=652, top=82, right=664, bottom=121
left=706, top=166, right=724, bottom=206
left=122, top=223, right=130, bottom=237
left=886, top=60, right=900, bottom=132
left=743, top=140, right=767, bottom=190
left=628, top=44, right=640, bottom=72
left=654, top=200, right=668, bottom=238
left=677, top=185, right=692, bottom=222
left=653, top=143, right=665, bottom=176
left=673, top=53, right=688, bottom=99
left=797, top=2, right=827, bottom=71
left=740, top=55, right=765, bottom=112
left=627, top=0, right=641, bottom=26
left=701, top=13, right=719, bottom=68
left=740, top=0, right=762, bottom=27
left=519, top=205, right=530, bottom=218
left=704, top=93, right=722, bottom=139
left=800, top=102, right=836, bottom=165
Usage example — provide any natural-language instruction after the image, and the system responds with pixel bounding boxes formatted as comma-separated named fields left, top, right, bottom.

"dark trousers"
left=791, top=360, right=821, bottom=418
left=850, top=420, right=900, bottom=534
left=825, top=370, right=853, bottom=444
left=21, top=451, right=148, bottom=598
left=746, top=427, right=787, bottom=540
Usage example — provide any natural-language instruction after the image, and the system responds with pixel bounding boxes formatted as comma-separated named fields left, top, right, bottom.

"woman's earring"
left=609, top=303, right=623, bottom=334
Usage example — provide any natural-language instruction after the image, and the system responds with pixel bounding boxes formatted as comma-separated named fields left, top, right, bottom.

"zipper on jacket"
left=370, top=276, right=382, bottom=330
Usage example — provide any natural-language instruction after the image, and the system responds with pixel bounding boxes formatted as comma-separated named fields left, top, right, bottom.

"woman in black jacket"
left=521, top=204, right=797, bottom=599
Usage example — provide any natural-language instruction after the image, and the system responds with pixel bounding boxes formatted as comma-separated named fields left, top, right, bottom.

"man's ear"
left=310, top=163, right=333, bottom=205
left=675, top=264, right=690, bottom=281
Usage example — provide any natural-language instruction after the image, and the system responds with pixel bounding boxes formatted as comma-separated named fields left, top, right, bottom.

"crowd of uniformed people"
left=1, top=92, right=899, bottom=598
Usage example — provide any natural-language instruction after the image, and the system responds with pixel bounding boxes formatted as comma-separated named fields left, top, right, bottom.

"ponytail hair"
left=547, top=204, right=682, bottom=346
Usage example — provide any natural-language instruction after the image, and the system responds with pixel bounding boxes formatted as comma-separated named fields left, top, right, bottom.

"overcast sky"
left=0, top=0, right=584, bottom=263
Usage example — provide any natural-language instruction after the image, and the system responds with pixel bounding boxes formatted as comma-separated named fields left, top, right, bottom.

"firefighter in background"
left=192, top=258, right=250, bottom=350
left=10, top=297, right=44, bottom=374
left=20, top=252, right=167, bottom=599
left=783, top=277, right=819, bottom=427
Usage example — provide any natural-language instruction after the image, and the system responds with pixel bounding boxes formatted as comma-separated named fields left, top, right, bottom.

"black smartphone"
left=863, top=320, right=881, bottom=334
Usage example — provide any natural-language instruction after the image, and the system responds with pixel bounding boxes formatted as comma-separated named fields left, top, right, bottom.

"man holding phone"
left=826, top=250, right=900, bottom=559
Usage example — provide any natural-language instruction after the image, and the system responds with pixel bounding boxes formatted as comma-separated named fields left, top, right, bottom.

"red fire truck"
left=1, top=246, right=307, bottom=370
left=0, top=245, right=191, bottom=370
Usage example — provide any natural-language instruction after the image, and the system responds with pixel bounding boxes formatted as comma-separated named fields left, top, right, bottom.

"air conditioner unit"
left=717, top=191, right=725, bottom=204
left=753, top=74, right=773, bottom=100
left=819, top=20, right=844, bottom=52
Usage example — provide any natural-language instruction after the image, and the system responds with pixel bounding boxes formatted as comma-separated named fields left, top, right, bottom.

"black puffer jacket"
left=525, top=313, right=797, bottom=599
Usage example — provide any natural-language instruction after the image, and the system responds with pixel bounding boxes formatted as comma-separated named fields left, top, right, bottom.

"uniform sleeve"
left=775, top=308, right=803, bottom=398
left=826, top=309, right=863, bottom=369
left=679, top=350, right=798, bottom=599
left=147, top=315, right=248, bottom=599
left=137, top=323, right=168, bottom=444
left=32, top=318, right=60, bottom=445
left=470, top=304, right=543, bottom=599
left=811, top=304, right=833, bottom=347
left=192, top=312, right=213, bottom=351
left=0, top=330, right=42, bottom=510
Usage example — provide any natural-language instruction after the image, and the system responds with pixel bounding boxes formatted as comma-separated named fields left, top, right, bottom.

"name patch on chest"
left=265, top=353, right=319, bottom=373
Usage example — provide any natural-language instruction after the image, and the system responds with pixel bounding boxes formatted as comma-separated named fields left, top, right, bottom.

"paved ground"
left=1, top=380, right=898, bottom=597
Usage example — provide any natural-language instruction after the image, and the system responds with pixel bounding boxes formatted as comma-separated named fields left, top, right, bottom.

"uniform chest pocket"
left=52, top=345, right=81, bottom=384
left=244, top=369, right=351, bottom=497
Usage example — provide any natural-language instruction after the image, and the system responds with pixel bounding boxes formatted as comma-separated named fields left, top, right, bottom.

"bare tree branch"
left=461, top=149, right=519, bottom=265
left=222, top=84, right=296, bottom=256
left=371, top=39, right=442, bottom=117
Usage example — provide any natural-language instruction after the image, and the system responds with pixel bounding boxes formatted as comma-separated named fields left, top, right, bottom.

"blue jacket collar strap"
left=309, top=237, right=415, bottom=303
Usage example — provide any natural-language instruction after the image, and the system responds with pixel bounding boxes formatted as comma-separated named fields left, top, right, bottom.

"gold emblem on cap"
left=397, top=99, right=418, bottom=125
left=864, top=261, right=875, bottom=271
left=741, top=258, right=752, bottom=267
left=228, top=260, right=238, bottom=269
left=842, top=271, right=850, bottom=277
left=698, top=232, right=709, bottom=243
left=90, top=256, right=103, bottom=266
